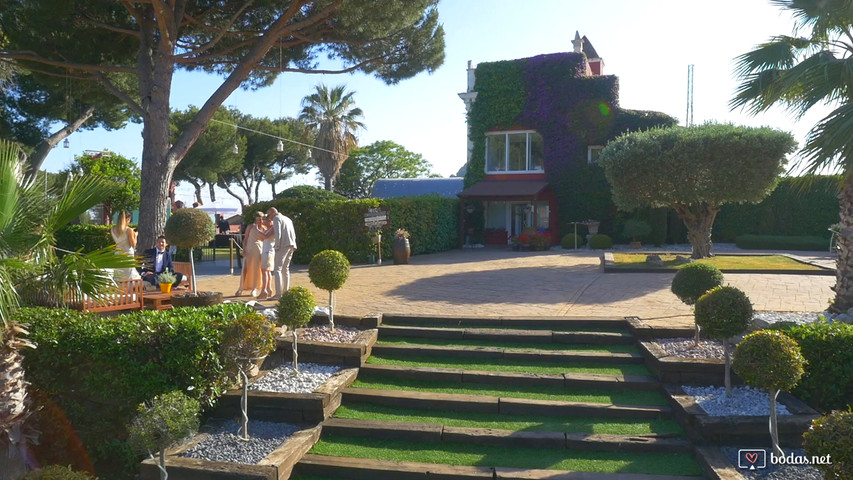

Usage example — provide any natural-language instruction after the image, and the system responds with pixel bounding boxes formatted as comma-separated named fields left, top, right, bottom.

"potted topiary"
left=156, top=270, right=176, bottom=293
left=276, top=286, right=316, bottom=373
left=128, top=391, right=200, bottom=480
left=694, top=286, right=753, bottom=397
left=622, top=218, right=652, bottom=249
left=164, top=208, right=220, bottom=307
left=732, top=330, right=806, bottom=456
left=308, top=250, right=350, bottom=331
left=671, top=262, right=724, bottom=344
left=803, top=409, right=853, bottom=479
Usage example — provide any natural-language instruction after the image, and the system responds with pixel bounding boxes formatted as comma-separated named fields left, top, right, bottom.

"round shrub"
left=164, top=208, right=215, bottom=249
left=622, top=219, right=652, bottom=241
left=127, top=391, right=200, bottom=455
left=308, top=250, right=351, bottom=292
left=803, top=408, right=853, bottom=479
left=277, top=286, right=316, bottom=330
left=671, top=262, right=724, bottom=305
left=22, top=466, right=95, bottom=480
left=219, top=312, right=277, bottom=373
left=695, top=286, right=753, bottom=340
left=588, top=234, right=613, bottom=249
left=733, top=330, right=806, bottom=392
left=561, top=233, right=585, bottom=249
left=528, top=233, right=550, bottom=251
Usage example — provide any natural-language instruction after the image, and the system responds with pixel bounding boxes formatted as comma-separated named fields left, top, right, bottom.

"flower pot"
left=393, top=237, right=410, bottom=265
left=171, top=291, right=223, bottom=308
left=159, top=282, right=173, bottom=293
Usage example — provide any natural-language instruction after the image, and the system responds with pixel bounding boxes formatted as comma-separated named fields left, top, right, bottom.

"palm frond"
left=799, top=102, right=853, bottom=174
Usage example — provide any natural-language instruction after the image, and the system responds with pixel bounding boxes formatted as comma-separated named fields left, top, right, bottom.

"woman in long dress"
left=110, top=211, right=141, bottom=280
left=235, top=212, right=271, bottom=297
left=258, top=216, right=275, bottom=299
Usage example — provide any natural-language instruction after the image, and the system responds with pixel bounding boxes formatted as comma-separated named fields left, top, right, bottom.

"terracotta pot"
left=159, top=283, right=173, bottom=293
left=393, top=237, right=410, bottom=265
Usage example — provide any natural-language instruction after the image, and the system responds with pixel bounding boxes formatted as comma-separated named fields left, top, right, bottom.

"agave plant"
left=0, top=138, right=136, bottom=479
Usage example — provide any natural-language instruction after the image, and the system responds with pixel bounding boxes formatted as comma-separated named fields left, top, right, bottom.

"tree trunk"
left=723, top=341, right=732, bottom=397
left=769, top=389, right=783, bottom=457
left=208, top=182, right=216, bottom=202
left=833, top=175, right=853, bottom=312
left=323, top=174, right=333, bottom=191
left=329, top=290, right=335, bottom=331
left=672, top=203, right=719, bottom=259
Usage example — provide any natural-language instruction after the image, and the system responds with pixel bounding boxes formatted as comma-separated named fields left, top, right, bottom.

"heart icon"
left=745, top=452, right=759, bottom=464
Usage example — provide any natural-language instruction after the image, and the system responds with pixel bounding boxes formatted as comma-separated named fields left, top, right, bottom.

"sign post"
left=363, top=208, right=388, bottom=265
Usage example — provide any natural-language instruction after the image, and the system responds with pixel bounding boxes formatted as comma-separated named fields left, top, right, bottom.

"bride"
left=111, top=211, right=141, bottom=280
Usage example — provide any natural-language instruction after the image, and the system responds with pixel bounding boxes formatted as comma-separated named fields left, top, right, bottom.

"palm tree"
left=731, top=0, right=853, bottom=312
left=0, top=138, right=136, bottom=478
left=299, top=84, right=365, bottom=191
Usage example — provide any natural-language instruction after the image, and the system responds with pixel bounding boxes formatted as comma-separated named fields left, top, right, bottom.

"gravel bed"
left=655, top=337, right=726, bottom=359
left=721, top=447, right=823, bottom=480
left=181, top=419, right=301, bottom=465
left=681, top=385, right=790, bottom=417
left=249, top=362, right=343, bottom=393
left=299, top=324, right=361, bottom=343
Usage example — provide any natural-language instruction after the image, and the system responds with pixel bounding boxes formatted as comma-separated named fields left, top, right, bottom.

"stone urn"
left=171, top=291, right=224, bottom=308
left=393, top=237, right=411, bottom=265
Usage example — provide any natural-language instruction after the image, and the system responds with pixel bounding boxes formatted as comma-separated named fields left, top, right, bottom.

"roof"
left=457, top=180, right=549, bottom=199
left=582, top=35, right=600, bottom=59
left=372, top=178, right=464, bottom=199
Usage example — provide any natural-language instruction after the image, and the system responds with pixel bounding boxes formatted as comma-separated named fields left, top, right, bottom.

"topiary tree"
left=695, top=286, right=753, bottom=397
left=622, top=218, right=652, bottom=244
left=561, top=233, right=585, bottom=250
left=803, top=408, right=853, bottom=479
left=671, top=262, right=724, bottom=344
left=276, top=286, right=316, bottom=373
left=733, top=330, right=806, bottom=456
left=218, top=312, right=276, bottom=440
left=308, top=250, right=350, bottom=331
left=588, top=234, right=613, bottom=249
left=127, top=391, right=200, bottom=480
left=164, top=208, right=215, bottom=293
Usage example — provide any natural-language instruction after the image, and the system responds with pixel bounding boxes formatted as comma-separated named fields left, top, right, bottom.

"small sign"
left=364, top=207, right=388, bottom=227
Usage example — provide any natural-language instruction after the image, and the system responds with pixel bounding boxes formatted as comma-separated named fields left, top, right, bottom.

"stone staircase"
left=291, top=315, right=708, bottom=480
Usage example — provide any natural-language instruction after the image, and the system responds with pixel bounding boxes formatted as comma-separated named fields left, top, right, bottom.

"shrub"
left=276, top=185, right=346, bottom=201
left=219, top=312, right=277, bottom=375
left=733, top=330, right=805, bottom=393
left=785, top=322, right=853, bottom=411
left=622, top=218, right=652, bottom=242
left=671, top=262, right=724, bottom=305
left=55, top=224, right=112, bottom=254
left=695, top=286, right=753, bottom=339
left=561, top=233, right=585, bottom=249
left=588, top=234, right=613, bottom=249
left=21, top=466, right=95, bottom=480
left=276, top=286, right=316, bottom=330
left=803, top=408, right=853, bottom=479
left=735, top=234, right=829, bottom=251
left=308, top=250, right=350, bottom=292
left=528, top=232, right=551, bottom=251
left=127, top=391, right=200, bottom=457
left=164, top=208, right=216, bottom=249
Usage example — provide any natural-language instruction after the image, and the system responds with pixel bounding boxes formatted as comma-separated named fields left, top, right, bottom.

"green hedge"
left=20, top=303, right=253, bottom=476
left=783, top=322, right=853, bottom=412
left=735, top=234, right=830, bottom=251
left=247, top=196, right=459, bottom=264
left=55, top=224, right=113, bottom=253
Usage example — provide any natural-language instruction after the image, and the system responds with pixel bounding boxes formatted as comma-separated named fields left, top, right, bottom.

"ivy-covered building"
left=458, top=32, right=676, bottom=245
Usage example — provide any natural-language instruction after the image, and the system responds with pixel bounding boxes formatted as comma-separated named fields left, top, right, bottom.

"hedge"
left=247, top=196, right=459, bottom=264
left=20, top=303, right=253, bottom=476
left=55, top=224, right=113, bottom=253
left=783, top=322, right=853, bottom=412
left=735, top=234, right=829, bottom=251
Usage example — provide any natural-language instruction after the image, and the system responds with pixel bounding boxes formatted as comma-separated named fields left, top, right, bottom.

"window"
left=588, top=145, right=604, bottom=164
left=485, top=131, right=544, bottom=173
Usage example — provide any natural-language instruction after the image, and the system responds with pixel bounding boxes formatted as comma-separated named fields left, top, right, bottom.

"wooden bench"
left=67, top=279, right=145, bottom=314
left=173, top=261, right=194, bottom=292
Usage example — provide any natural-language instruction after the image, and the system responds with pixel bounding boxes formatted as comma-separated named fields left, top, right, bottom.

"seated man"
left=140, top=235, right=184, bottom=287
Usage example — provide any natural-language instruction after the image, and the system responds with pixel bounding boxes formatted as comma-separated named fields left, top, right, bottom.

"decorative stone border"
left=275, top=328, right=378, bottom=367
left=638, top=340, right=730, bottom=386
left=139, top=424, right=321, bottom=480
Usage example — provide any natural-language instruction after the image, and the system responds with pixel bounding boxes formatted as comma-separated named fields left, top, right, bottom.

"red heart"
left=745, top=452, right=759, bottom=464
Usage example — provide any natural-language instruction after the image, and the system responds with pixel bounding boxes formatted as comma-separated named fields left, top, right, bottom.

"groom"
left=140, top=235, right=184, bottom=286
left=266, top=207, right=297, bottom=300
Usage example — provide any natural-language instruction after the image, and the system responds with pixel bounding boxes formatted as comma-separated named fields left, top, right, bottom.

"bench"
left=67, top=278, right=145, bottom=314
left=173, top=261, right=194, bottom=292
left=143, top=292, right=177, bottom=310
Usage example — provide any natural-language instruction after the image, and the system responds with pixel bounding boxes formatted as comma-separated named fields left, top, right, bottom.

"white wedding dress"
left=111, top=227, right=141, bottom=280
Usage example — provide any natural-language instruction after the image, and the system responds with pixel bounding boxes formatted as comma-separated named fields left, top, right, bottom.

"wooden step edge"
left=380, top=313, right=630, bottom=327
left=372, top=343, right=645, bottom=364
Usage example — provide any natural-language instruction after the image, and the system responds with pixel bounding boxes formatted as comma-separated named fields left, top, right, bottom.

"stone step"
left=373, top=343, right=645, bottom=364
left=379, top=326, right=635, bottom=344
left=294, top=453, right=704, bottom=480
left=320, top=417, right=691, bottom=454
left=342, top=388, right=672, bottom=420
left=359, top=364, right=662, bottom=391
left=381, top=313, right=630, bottom=330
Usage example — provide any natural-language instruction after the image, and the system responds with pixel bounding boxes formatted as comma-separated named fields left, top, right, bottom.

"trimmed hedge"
left=588, top=234, right=613, bottom=249
left=784, top=322, right=853, bottom=412
left=735, top=234, right=830, bottom=251
left=20, top=304, right=253, bottom=476
left=55, top=224, right=113, bottom=253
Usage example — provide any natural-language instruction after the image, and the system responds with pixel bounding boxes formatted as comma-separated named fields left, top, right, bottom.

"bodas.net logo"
left=738, top=449, right=767, bottom=470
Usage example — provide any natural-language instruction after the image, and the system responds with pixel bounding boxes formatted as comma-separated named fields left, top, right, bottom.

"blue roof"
left=372, top=178, right=464, bottom=198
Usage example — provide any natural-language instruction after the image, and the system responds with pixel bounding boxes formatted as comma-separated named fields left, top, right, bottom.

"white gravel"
left=249, top=362, right=343, bottom=393
left=681, top=385, right=790, bottom=416
left=656, top=338, right=726, bottom=359
left=181, top=419, right=301, bottom=465
left=299, top=324, right=361, bottom=343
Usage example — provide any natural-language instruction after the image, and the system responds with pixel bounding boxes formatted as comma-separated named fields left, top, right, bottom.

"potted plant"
left=622, top=218, right=652, bottom=249
left=156, top=270, right=176, bottom=293
left=393, top=228, right=411, bottom=264
left=308, top=250, right=350, bottom=331
left=164, top=209, right=220, bottom=307
left=277, top=286, right=316, bottom=373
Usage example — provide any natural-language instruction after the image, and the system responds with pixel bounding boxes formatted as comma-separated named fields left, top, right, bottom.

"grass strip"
left=335, top=402, right=683, bottom=435
left=612, top=253, right=822, bottom=271
left=384, top=322, right=629, bottom=333
left=309, top=435, right=703, bottom=476
left=351, top=376, right=667, bottom=406
left=377, top=337, right=640, bottom=354
left=366, top=354, right=651, bottom=376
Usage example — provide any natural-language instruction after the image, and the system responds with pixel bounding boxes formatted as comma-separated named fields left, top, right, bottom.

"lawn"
left=365, top=354, right=651, bottom=376
left=309, top=435, right=704, bottom=476
left=611, top=253, right=823, bottom=271
left=377, top=337, right=640, bottom=354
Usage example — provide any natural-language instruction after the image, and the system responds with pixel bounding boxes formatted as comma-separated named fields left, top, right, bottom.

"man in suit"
left=266, top=207, right=297, bottom=300
left=140, top=235, right=184, bottom=286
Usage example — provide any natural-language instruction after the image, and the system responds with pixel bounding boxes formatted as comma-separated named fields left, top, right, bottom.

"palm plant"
left=0, top=138, right=136, bottom=478
left=299, top=84, right=365, bottom=191
left=731, top=0, right=853, bottom=311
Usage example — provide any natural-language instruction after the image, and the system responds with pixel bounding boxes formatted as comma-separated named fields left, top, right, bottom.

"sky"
left=40, top=0, right=829, bottom=209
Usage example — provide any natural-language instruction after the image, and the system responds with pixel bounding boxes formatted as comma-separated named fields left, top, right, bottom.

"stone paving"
left=195, top=247, right=836, bottom=330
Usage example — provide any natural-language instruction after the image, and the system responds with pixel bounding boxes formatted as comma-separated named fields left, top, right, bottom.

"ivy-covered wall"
left=463, top=52, right=677, bottom=236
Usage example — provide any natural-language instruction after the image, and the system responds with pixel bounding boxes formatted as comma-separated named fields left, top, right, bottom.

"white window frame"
left=588, top=145, right=604, bottom=164
left=485, top=130, right=544, bottom=174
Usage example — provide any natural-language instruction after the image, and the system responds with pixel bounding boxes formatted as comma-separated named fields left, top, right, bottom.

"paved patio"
left=195, top=248, right=836, bottom=330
